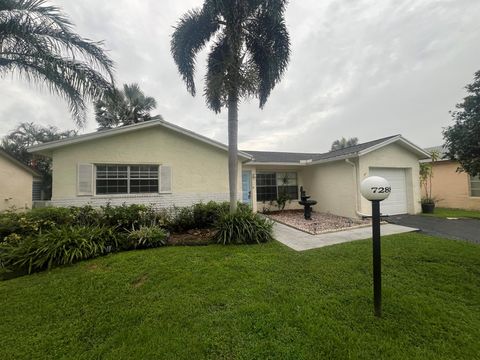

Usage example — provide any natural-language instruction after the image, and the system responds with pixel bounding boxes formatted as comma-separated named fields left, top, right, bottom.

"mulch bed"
left=266, top=209, right=370, bottom=235
left=168, top=229, right=217, bottom=246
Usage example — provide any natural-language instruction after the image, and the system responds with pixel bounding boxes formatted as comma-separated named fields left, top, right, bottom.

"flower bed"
left=266, top=210, right=370, bottom=235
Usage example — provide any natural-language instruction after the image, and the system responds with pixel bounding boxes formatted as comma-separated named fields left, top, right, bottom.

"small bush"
left=192, top=201, right=229, bottom=229
left=126, top=226, right=168, bottom=249
left=167, top=206, right=195, bottom=233
left=100, top=203, right=159, bottom=231
left=26, top=207, right=73, bottom=226
left=0, top=226, right=117, bottom=273
left=213, top=210, right=274, bottom=245
left=70, top=205, right=101, bottom=226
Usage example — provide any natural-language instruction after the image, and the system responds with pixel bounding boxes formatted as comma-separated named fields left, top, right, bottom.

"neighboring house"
left=423, top=146, right=480, bottom=210
left=28, top=120, right=429, bottom=218
left=0, top=149, right=42, bottom=211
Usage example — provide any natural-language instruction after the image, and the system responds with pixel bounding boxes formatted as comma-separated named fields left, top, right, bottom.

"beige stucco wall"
left=51, top=126, right=242, bottom=203
left=242, top=165, right=306, bottom=212
left=424, top=161, right=480, bottom=210
left=358, top=142, right=421, bottom=215
left=0, top=155, right=34, bottom=211
left=302, top=160, right=357, bottom=218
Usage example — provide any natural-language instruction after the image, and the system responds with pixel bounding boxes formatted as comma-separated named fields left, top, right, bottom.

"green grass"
left=1, top=233, right=479, bottom=360
left=423, top=207, right=480, bottom=220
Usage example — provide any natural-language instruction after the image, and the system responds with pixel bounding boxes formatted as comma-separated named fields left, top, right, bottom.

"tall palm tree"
left=0, top=0, right=114, bottom=126
left=171, top=0, right=290, bottom=213
left=331, top=137, right=359, bottom=151
left=95, top=83, right=161, bottom=129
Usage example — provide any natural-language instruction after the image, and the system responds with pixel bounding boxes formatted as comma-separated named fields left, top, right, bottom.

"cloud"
left=1, top=0, right=480, bottom=152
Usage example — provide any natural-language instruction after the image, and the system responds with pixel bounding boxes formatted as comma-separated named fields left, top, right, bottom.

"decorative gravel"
left=266, top=210, right=370, bottom=235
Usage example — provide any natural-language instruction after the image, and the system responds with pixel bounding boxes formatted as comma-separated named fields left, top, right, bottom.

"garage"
left=370, top=167, right=408, bottom=215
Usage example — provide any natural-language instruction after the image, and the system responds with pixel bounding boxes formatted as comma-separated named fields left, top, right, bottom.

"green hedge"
left=0, top=202, right=274, bottom=275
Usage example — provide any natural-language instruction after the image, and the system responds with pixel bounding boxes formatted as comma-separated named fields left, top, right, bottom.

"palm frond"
left=245, top=10, right=290, bottom=108
left=171, top=7, right=219, bottom=96
left=0, top=0, right=114, bottom=126
left=204, top=35, right=230, bottom=112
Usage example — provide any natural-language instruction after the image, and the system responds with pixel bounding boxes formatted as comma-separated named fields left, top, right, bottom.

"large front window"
left=470, top=175, right=480, bottom=197
left=96, top=165, right=159, bottom=195
left=256, top=172, right=298, bottom=202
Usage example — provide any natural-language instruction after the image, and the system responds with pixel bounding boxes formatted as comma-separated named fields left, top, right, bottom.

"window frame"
left=94, top=164, right=160, bottom=196
left=256, top=171, right=299, bottom=202
left=470, top=174, right=480, bottom=197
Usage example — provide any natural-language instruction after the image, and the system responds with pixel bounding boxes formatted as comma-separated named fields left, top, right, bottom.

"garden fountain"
left=298, top=186, right=317, bottom=220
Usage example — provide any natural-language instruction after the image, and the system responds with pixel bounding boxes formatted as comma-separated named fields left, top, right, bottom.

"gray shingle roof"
left=243, top=135, right=399, bottom=164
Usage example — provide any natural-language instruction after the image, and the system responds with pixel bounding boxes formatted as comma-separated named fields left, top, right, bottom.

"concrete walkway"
left=274, top=222, right=418, bottom=251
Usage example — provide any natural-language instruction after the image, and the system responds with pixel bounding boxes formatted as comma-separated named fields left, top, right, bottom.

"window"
left=470, top=175, right=480, bottom=197
left=276, top=172, right=298, bottom=200
left=96, top=165, right=158, bottom=195
left=256, top=172, right=298, bottom=202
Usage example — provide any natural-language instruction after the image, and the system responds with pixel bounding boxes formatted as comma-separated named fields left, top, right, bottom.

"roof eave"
left=358, top=135, right=431, bottom=159
left=245, top=161, right=307, bottom=166
left=27, top=120, right=253, bottom=160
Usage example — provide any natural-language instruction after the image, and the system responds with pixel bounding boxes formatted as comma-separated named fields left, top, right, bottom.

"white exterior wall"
left=302, top=160, right=357, bottom=218
left=358, top=142, right=421, bottom=215
left=49, top=126, right=243, bottom=208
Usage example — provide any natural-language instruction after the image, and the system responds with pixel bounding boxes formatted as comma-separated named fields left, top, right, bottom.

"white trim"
left=77, top=163, right=94, bottom=196
left=246, top=161, right=307, bottom=166
left=27, top=119, right=253, bottom=161
left=358, top=136, right=431, bottom=159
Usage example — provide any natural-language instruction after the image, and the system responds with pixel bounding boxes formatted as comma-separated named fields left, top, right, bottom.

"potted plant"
left=419, top=150, right=439, bottom=214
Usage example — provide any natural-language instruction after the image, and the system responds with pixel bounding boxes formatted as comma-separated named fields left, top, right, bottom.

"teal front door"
left=242, top=171, right=252, bottom=205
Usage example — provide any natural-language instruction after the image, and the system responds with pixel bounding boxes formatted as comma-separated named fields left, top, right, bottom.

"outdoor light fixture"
left=360, top=176, right=391, bottom=317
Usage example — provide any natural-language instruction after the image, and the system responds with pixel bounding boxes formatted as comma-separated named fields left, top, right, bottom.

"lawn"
left=423, top=207, right=480, bottom=220
left=1, top=233, right=479, bottom=360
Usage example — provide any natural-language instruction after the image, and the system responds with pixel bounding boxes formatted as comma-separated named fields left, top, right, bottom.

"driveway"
left=388, top=214, right=480, bottom=244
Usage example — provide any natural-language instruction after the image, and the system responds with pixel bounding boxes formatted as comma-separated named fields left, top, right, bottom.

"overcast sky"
left=1, top=0, right=479, bottom=153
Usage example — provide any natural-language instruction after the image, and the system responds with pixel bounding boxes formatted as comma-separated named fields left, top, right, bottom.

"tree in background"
left=331, top=137, right=359, bottom=151
left=1, top=122, right=76, bottom=199
left=0, top=0, right=114, bottom=126
left=94, top=83, right=162, bottom=130
left=443, top=70, right=480, bottom=177
left=171, top=0, right=290, bottom=213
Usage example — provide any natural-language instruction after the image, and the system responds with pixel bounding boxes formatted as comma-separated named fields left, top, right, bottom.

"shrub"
left=167, top=206, right=195, bottom=233
left=0, top=212, right=22, bottom=239
left=0, top=225, right=118, bottom=273
left=26, top=207, right=74, bottom=226
left=100, top=203, right=159, bottom=231
left=70, top=205, right=102, bottom=226
left=192, top=201, right=229, bottom=229
left=126, top=226, right=168, bottom=249
left=213, top=210, right=274, bottom=245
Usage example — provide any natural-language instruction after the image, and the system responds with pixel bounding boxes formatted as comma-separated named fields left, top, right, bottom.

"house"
left=0, top=149, right=42, bottom=211
left=28, top=120, right=430, bottom=218
left=422, top=146, right=480, bottom=210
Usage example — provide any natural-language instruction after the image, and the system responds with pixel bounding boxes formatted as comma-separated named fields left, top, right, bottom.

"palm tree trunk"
left=228, top=94, right=239, bottom=214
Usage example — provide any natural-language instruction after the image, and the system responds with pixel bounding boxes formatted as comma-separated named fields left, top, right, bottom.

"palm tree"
left=95, top=83, right=161, bottom=129
left=331, top=137, right=359, bottom=151
left=171, top=0, right=290, bottom=213
left=0, top=0, right=114, bottom=126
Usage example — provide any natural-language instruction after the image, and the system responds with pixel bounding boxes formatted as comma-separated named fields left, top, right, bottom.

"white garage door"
left=369, top=168, right=408, bottom=215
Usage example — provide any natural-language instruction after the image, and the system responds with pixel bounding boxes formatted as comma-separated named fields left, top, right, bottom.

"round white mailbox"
left=360, top=176, right=391, bottom=201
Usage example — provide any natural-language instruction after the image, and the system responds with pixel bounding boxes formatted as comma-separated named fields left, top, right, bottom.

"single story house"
left=28, top=120, right=430, bottom=218
left=0, top=149, right=42, bottom=211
left=422, top=146, right=480, bottom=210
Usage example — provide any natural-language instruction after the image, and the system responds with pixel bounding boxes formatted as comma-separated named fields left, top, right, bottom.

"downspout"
left=345, top=158, right=370, bottom=218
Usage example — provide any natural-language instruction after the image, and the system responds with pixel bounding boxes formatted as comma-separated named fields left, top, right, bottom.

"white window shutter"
left=77, top=164, right=93, bottom=196
left=159, top=165, right=172, bottom=193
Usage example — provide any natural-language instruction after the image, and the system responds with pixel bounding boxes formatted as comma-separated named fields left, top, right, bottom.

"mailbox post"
left=360, top=176, right=391, bottom=317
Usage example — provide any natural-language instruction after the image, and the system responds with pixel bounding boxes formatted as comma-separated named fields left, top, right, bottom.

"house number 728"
left=370, top=187, right=391, bottom=194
